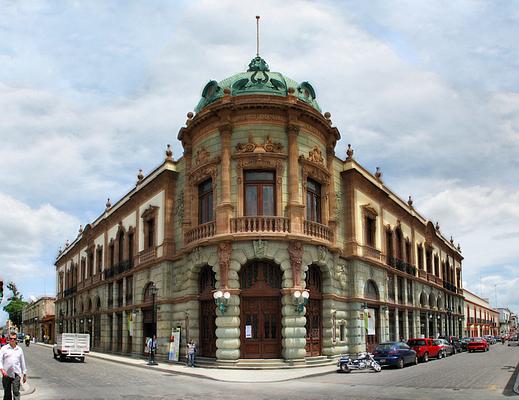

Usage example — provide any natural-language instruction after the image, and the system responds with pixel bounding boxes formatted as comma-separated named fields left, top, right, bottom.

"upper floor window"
left=386, top=229, right=394, bottom=264
left=88, top=251, right=94, bottom=277
left=96, top=246, right=103, bottom=273
left=198, top=178, right=214, bottom=224
left=395, top=228, right=403, bottom=260
left=434, top=255, right=440, bottom=277
left=244, top=170, right=275, bottom=216
left=426, top=248, right=432, bottom=274
left=146, top=218, right=155, bottom=248
left=306, top=178, right=322, bottom=223
left=387, top=273, right=395, bottom=302
left=365, top=215, right=376, bottom=247
left=405, top=240, right=412, bottom=264
left=417, top=244, right=424, bottom=270
left=109, top=243, right=115, bottom=267
left=118, top=231, right=124, bottom=263
left=128, top=232, right=134, bottom=261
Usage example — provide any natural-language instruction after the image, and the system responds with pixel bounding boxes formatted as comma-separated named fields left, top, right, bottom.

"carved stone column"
left=182, top=141, right=193, bottom=241
left=326, top=144, right=336, bottom=243
left=215, top=242, right=240, bottom=362
left=286, top=124, right=304, bottom=234
left=218, top=242, right=232, bottom=289
left=216, top=123, right=234, bottom=234
left=288, top=241, right=303, bottom=288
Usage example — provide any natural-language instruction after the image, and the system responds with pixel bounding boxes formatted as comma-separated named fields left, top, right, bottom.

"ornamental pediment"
left=235, top=134, right=283, bottom=154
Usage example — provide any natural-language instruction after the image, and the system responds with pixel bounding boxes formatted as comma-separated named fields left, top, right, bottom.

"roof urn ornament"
left=78, top=225, right=83, bottom=234
left=137, top=169, right=144, bottom=184
left=450, top=236, right=454, bottom=245
left=346, top=144, right=354, bottom=160
left=165, top=144, right=173, bottom=161
left=324, top=112, right=332, bottom=125
left=375, top=167, right=382, bottom=181
left=457, top=243, right=461, bottom=252
left=105, top=198, right=112, bottom=210
left=435, top=221, right=440, bottom=231
left=407, top=196, right=413, bottom=207
left=186, top=112, right=194, bottom=126
left=65, top=239, right=69, bottom=247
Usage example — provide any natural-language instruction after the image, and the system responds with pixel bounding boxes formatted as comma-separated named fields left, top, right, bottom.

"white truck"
left=53, top=333, right=90, bottom=362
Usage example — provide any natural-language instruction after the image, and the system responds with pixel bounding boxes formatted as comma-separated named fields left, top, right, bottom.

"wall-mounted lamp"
left=381, top=306, right=389, bottom=318
left=437, top=315, right=441, bottom=320
left=80, top=319, right=84, bottom=324
left=213, top=290, right=231, bottom=313
left=429, top=314, right=433, bottom=320
left=293, top=290, right=310, bottom=313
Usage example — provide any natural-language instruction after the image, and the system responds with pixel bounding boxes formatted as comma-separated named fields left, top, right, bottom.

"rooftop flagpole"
left=256, top=15, right=260, bottom=57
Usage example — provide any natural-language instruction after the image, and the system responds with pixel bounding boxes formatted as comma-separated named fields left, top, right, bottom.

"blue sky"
left=1, top=0, right=518, bottom=324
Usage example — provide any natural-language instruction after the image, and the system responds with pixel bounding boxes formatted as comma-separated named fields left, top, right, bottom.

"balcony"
left=63, top=286, right=77, bottom=297
left=443, top=281, right=457, bottom=293
left=361, top=245, right=381, bottom=262
left=418, top=270, right=427, bottom=279
left=231, top=216, right=290, bottom=234
left=303, top=220, right=333, bottom=241
left=388, top=257, right=416, bottom=276
left=103, top=259, right=134, bottom=280
left=139, top=247, right=157, bottom=264
left=185, top=221, right=216, bottom=244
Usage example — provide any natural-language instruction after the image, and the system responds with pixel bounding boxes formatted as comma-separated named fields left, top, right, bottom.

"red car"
left=467, top=337, right=489, bottom=352
left=407, top=338, right=442, bottom=362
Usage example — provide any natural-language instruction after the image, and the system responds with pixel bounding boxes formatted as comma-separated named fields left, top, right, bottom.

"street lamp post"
left=147, top=284, right=159, bottom=366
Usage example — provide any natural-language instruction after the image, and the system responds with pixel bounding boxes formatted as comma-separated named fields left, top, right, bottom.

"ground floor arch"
left=239, top=260, right=282, bottom=359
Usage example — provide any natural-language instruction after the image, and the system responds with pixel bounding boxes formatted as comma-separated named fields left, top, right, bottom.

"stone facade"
left=55, top=56, right=464, bottom=366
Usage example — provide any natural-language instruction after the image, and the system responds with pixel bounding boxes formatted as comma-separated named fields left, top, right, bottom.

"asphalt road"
left=4, top=343, right=518, bottom=399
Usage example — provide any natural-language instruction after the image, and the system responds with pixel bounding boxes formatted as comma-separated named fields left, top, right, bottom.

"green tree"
left=3, top=282, right=27, bottom=328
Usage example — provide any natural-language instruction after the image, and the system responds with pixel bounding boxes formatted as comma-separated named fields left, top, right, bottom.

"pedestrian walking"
left=146, top=335, right=158, bottom=365
left=0, top=332, right=27, bottom=400
left=186, top=340, right=196, bottom=367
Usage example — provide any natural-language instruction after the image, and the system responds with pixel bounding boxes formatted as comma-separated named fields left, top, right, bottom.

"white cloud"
left=1, top=0, right=519, bottom=321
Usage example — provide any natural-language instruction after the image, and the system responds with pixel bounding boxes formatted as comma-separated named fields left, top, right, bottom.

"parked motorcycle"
left=337, top=352, right=382, bottom=373
left=24, top=338, right=30, bottom=347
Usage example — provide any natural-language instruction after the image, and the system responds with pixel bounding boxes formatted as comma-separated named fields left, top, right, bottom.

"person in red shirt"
left=0, top=336, right=7, bottom=347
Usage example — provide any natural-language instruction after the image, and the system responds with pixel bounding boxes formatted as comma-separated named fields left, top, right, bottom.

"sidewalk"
left=36, top=343, right=336, bottom=383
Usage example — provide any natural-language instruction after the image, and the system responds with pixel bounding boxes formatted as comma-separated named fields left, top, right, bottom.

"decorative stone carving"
left=190, top=246, right=202, bottom=265
left=299, top=146, right=324, bottom=165
left=346, top=144, right=354, bottom=160
left=194, top=147, right=210, bottom=166
left=218, top=242, right=232, bottom=289
left=317, top=246, right=327, bottom=264
left=334, top=264, right=347, bottom=288
left=188, top=164, right=218, bottom=185
left=236, top=134, right=283, bottom=154
left=375, top=167, right=382, bottom=181
left=253, top=239, right=267, bottom=259
left=288, top=241, right=303, bottom=287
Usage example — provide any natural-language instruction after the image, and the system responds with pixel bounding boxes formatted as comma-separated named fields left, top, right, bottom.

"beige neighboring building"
left=22, top=296, right=56, bottom=342
left=55, top=54, right=464, bottom=367
left=463, top=289, right=499, bottom=337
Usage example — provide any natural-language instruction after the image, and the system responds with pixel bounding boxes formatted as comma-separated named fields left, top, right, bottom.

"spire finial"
left=256, top=16, right=260, bottom=57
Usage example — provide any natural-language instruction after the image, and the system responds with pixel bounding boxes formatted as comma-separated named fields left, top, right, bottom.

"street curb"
left=35, top=342, right=335, bottom=383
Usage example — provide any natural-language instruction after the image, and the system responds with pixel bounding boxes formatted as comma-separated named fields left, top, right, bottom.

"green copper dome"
left=195, top=56, right=321, bottom=113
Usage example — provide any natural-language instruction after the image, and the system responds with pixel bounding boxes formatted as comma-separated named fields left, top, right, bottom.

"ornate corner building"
left=55, top=56, right=464, bottom=366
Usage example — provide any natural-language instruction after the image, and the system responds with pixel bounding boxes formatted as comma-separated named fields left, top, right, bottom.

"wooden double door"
left=305, top=299, right=322, bottom=356
left=241, top=297, right=281, bottom=358
left=199, top=300, right=217, bottom=357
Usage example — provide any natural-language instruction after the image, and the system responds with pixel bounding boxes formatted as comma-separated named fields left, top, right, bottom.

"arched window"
left=240, top=261, right=281, bottom=290
left=118, top=230, right=125, bottom=263
left=420, top=292, right=428, bottom=307
left=306, top=178, right=322, bottom=223
left=364, top=280, right=379, bottom=301
left=199, top=265, right=216, bottom=295
left=305, top=264, right=322, bottom=294
left=395, top=227, right=403, bottom=260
